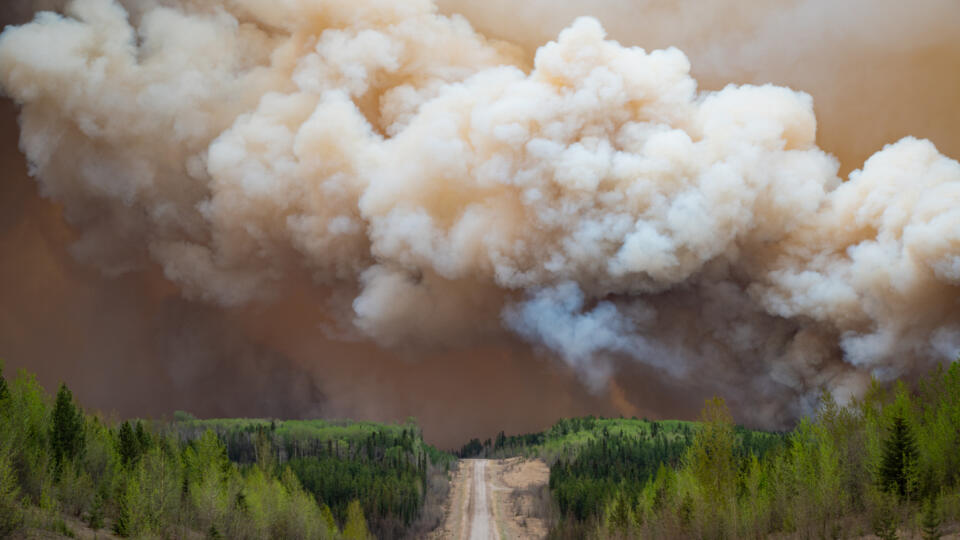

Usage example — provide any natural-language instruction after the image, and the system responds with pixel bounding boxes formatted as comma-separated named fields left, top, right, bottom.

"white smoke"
left=2, top=0, right=959, bottom=425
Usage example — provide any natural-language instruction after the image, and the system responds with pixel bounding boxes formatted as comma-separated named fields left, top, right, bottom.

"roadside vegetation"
left=459, top=363, right=960, bottom=539
left=3, top=353, right=958, bottom=539
left=459, top=413, right=781, bottom=537
left=585, top=362, right=960, bottom=540
left=0, top=361, right=453, bottom=539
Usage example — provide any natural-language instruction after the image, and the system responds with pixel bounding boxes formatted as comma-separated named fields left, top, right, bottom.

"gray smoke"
left=2, top=0, right=959, bottom=431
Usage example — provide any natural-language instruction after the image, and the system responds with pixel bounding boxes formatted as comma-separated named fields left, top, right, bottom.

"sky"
left=1, top=0, right=958, bottom=448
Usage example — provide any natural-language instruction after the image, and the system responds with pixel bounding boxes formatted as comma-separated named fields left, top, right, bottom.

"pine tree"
left=113, top=486, right=132, bottom=537
left=86, top=493, right=104, bottom=530
left=134, top=420, right=151, bottom=454
left=118, top=421, right=139, bottom=467
left=878, top=414, right=919, bottom=500
left=920, top=496, right=942, bottom=540
left=608, top=492, right=631, bottom=535
left=50, top=383, right=85, bottom=477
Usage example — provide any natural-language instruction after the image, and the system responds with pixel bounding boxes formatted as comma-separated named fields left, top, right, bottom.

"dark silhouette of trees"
left=878, top=413, right=919, bottom=499
left=117, top=421, right=139, bottom=467
left=49, top=383, right=84, bottom=476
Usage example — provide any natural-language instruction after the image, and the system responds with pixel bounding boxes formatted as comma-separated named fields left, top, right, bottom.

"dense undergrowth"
left=0, top=362, right=453, bottom=539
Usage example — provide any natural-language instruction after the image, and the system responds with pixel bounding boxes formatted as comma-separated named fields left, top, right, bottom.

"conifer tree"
left=86, top=493, right=104, bottom=530
left=134, top=420, right=150, bottom=453
left=921, top=496, right=942, bottom=540
left=118, top=421, right=139, bottom=467
left=878, top=414, right=919, bottom=499
left=608, top=492, right=630, bottom=535
left=50, top=383, right=85, bottom=476
left=113, top=486, right=132, bottom=537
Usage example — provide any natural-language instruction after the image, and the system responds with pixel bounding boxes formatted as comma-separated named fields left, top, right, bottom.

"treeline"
left=171, top=416, right=453, bottom=538
left=456, top=416, right=700, bottom=460
left=0, top=362, right=452, bottom=539
left=550, top=362, right=960, bottom=539
left=456, top=431, right=545, bottom=458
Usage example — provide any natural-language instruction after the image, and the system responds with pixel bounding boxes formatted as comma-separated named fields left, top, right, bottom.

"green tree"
left=689, top=397, right=737, bottom=503
left=320, top=504, right=338, bottom=536
left=254, top=428, right=275, bottom=473
left=0, top=450, right=23, bottom=536
left=878, top=414, right=919, bottom=500
left=134, top=420, right=151, bottom=453
left=606, top=492, right=631, bottom=535
left=113, top=485, right=132, bottom=537
left=872, top=496, right=899, bottom=540
left=920, top=496, right=942, bottom=540
left=50, top=383, right=85, bottom=477
left=185, top=430, right=233, bottom=533
left=117, top=421, right=138, bottom=467
left=0, top=360, right=9, bottom=403
left=342, top=499, right=372, bottom=540
left=86, top=493, right=104, bottom=530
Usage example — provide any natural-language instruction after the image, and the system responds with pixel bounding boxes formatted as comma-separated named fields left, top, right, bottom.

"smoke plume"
left=1, top=0, right=959, bottom=440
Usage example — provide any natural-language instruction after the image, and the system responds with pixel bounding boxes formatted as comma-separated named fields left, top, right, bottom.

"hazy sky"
left=1, top=0, right=958, bottom=448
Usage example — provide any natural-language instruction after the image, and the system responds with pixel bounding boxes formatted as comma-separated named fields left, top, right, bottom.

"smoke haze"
left=1, top=0, right=959, bottom=446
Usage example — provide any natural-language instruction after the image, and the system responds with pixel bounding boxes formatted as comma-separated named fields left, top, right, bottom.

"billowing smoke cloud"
left=1, top=0, right=959, bottom=436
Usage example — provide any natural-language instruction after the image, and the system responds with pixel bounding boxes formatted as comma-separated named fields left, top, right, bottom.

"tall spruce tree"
left=117, top=421, right=139, bottom=467
left=878, top=413, right=919, bottom=499
left=134, top=420, right=151, bottom=454
left=50, top=383, right=85, bottom=476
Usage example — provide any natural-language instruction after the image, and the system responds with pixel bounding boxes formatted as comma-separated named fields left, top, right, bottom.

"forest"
left=0, top=362, right=452, bottom=539
left=450, top=363, right=960, bottom=538
left=541, top=363, right=960, bottom=539
left=2, top=353, right=958, bottom=539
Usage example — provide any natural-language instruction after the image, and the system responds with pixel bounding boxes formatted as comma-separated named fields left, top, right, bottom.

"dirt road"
left=430, top=458, right=549, bottom=540
left=469, top=460, right=492, bottom=540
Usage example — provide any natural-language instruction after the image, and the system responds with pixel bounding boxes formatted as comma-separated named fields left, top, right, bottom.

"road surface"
left=468, top=459, right=493, bottom=540
left=431, top=458, right=548, bottom=540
